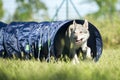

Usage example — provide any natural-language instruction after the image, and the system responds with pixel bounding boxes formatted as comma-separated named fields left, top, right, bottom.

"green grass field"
left=0, top=48, right=120, bottom=80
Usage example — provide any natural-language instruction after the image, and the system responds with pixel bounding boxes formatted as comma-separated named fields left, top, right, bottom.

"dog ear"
left=73, top=20, right=76, bottom=26
left=66, top=25, right=72, bottom=37
left=83, top=20, right=88, bottom=29
left=66, top=27, right=70, bottom=37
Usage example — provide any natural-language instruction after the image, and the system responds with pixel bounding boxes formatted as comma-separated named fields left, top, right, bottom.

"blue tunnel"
left=0, top=22, right=7, bottom=57
left=0, top=20, right=103, bottom=62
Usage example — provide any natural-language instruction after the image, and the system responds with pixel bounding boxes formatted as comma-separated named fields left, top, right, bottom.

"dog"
left=54, top=20, right=92, bottom=64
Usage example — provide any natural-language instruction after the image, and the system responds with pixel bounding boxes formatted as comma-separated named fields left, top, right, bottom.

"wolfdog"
left=54, top=20, right=92, bottom=64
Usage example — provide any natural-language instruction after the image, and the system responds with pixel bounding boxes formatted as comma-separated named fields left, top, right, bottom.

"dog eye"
left=80, top=31, right=82, bottom=33
left=70, top=28, right=73, bottom=31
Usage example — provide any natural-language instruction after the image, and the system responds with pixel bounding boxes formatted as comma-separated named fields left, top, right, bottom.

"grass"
left=87, top=16, right=120, bottom=48
left=0, top=48, right=120, bottom=80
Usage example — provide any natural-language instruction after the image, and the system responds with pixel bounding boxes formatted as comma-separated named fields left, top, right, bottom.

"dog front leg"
left=82, top=46, right=92, bottom=60
left=86, top=47, right=92, bottom=59
left=72, top=53, right=79, bottom=64
left=69, top=42, right=79, bottom=64
left=81, top=42, right=92, bottom=60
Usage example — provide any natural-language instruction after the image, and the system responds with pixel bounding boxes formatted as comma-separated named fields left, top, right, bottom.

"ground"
left=0, top=48, right=120, bottom=80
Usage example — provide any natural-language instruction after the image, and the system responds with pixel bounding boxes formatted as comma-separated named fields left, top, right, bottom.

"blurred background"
left=0, top=0, right=120, bottom=48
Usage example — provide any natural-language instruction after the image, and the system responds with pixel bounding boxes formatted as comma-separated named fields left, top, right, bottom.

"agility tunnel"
left=0, top=20, right=103, bottom=62
left=0, top=22, right=7, bottom=57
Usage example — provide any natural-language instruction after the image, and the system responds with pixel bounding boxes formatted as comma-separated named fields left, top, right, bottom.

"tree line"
left=0, top=0, right=120, bottom=22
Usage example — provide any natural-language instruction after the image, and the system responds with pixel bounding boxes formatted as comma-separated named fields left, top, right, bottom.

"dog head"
left=68, top=20, right=90, bottom=46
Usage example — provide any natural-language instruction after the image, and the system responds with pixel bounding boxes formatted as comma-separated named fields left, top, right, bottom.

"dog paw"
left=72, top=54, right=80, bottom=64
left=86, top=47, right=92, bottom=59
